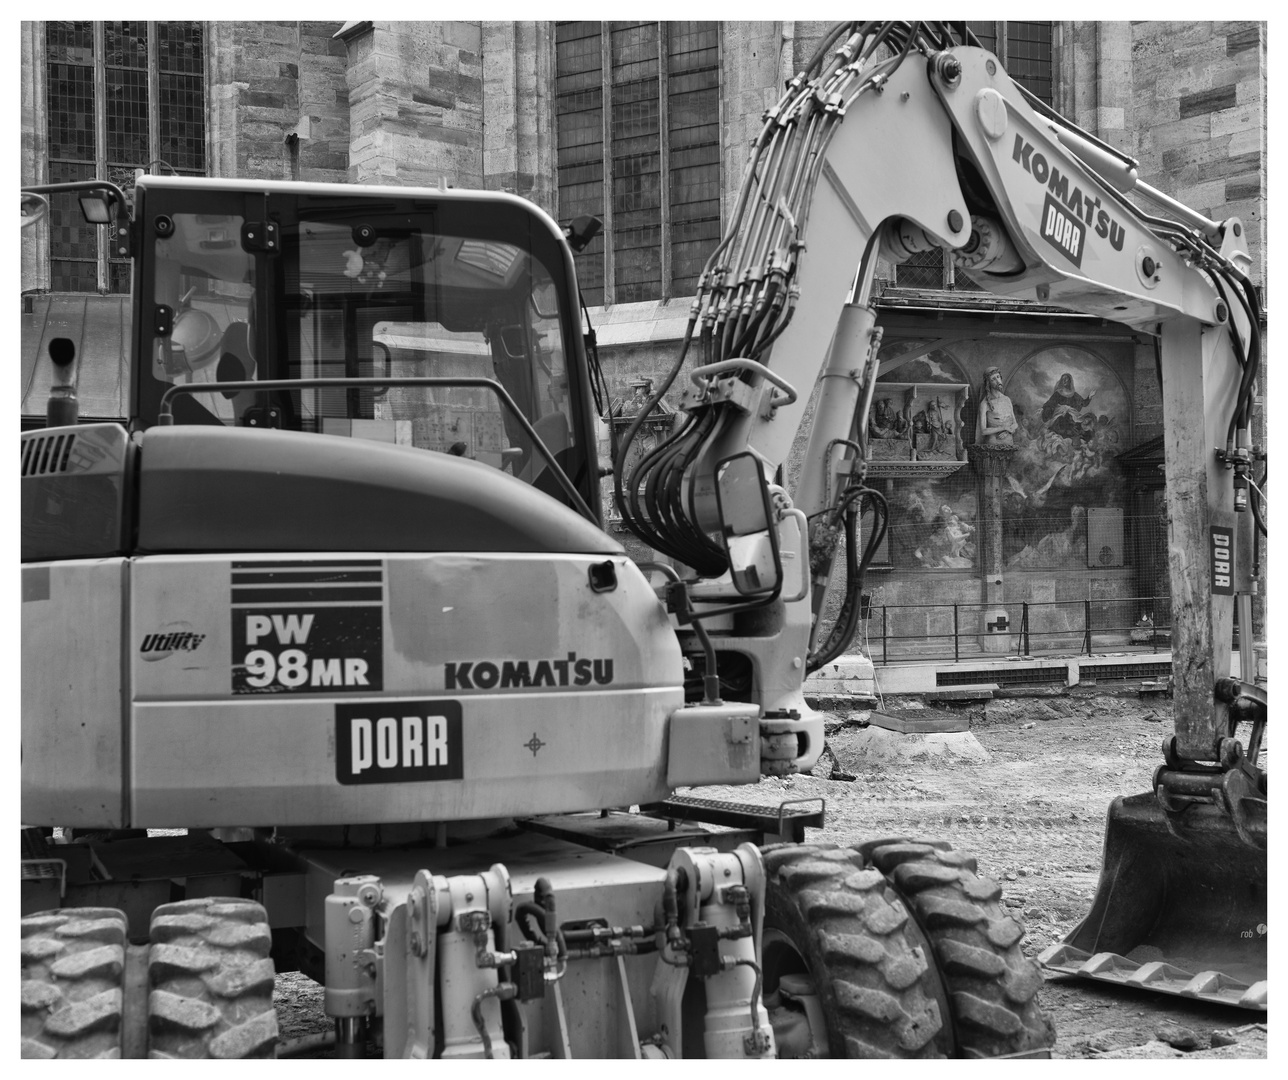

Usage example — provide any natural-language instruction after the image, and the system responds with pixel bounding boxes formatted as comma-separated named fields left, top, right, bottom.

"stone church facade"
left=20, top=21, right=1266, bottom=655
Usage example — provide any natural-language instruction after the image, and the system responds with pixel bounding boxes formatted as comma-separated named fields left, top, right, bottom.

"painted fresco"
left=879, top=346, right=968, bottom=385
left=887, top=480, right=978, bottom=570
left=1000, top=345, right=1129, bottom=568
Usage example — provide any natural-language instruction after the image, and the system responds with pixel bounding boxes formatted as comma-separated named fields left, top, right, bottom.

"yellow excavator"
left=21, top=21, right=1263, bottom=1059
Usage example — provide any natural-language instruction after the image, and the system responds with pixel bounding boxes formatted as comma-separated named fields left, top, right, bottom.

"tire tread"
left=869, top=842, right=1055, bottom=1058
left=763, top=843, right=948, bottom=1058
left=20, top=908, right=128, bottom=1059
left=147, top=897, right=278, bottom=1059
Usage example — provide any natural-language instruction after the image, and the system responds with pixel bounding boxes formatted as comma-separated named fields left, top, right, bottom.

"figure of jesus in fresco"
left=976, top=366, right=1018, bottom=447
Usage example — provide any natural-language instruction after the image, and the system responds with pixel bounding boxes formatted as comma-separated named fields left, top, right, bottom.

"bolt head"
left=948, top=209, right=964, bottom=233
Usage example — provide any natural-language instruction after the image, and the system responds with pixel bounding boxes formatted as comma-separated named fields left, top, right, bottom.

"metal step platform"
left=644, top=794, right=826, bottom=844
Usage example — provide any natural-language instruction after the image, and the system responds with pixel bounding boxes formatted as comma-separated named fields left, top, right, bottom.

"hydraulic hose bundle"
left=611, top=22, right=978, bottom=575
left=806, top=483, right=888, bottom=672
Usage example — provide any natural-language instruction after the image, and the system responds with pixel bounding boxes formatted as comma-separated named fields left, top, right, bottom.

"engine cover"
left=23, top=551, right=683, bottom=828
left=135, top=425, right=616, bottom=555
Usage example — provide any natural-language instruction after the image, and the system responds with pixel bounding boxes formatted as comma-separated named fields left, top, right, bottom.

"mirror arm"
left=22, top=180, right=132, bottom=255
left=640, top=562, right=724, bottom=705
left=779, top=508, right=811, bottom=603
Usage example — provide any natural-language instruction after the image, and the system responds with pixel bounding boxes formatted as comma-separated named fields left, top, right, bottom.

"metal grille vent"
left=937, top=666, right=1067, bottom=687
left=1080, top=661, right=1172, bottom=681
left=21, top=432, right=78, bottom=477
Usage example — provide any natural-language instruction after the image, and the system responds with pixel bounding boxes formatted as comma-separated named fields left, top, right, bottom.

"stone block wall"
left=343, top=22, right=484, bottom=187
left=481, top=22, right=555, bottom=209
left=1130, top=339, right=1163, bottom=442
left=205, top=22, right=554, bottom=195
left=1058, top=21, right=1266, bottom=286
left=718, top=23, right=784, bottom=231
left=1133, top=22, right=1265, bottom=277
left=208, top=22, right=302, bottom=181
left=293, top=23, right=350, bottom=182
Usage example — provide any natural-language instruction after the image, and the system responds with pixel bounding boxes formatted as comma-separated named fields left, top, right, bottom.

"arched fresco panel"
left=878, top=343, right=970, bottom=384
left=1001, top=344, right=1130, bottom=568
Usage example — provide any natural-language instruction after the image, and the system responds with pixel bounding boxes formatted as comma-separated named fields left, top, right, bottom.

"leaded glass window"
left=43, top=21, right=206, bottom=293
left=555, top=21, right=721, bottom=305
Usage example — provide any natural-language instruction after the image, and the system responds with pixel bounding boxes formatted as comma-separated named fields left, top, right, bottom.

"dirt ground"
left=272, top=688, right=1268, bottom=1060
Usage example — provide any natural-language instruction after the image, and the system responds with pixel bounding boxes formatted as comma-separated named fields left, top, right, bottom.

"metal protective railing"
left=857, top=594, right=1175, bottom=664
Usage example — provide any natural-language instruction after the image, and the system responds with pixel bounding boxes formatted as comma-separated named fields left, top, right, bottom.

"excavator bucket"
left=1039, top=790, right=1267, bottom=1009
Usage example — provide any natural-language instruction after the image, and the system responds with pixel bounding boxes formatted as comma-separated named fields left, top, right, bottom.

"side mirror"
left=715, top=452, right=782, bottom=596
left=564, top=214, right=603, bottom=254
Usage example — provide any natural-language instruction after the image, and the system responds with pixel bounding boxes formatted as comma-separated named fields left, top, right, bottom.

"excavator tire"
left=146, top=897, right=279, bottom=1059
left=760, top=843, right=949, bottom=1058
left=21, top=907, right=130, bottom=1059
left=861, top=840, right=1056, bottom=1059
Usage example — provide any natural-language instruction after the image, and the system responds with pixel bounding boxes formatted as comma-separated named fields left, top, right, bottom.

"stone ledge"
left=923, top=683, right=999, bottom=702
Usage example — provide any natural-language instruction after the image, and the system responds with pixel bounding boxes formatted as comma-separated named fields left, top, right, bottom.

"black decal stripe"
left=231, top=586, right=383, bottom=603
left=231, top=560, right=382, bottom=569
left=231, top=570, right=384, bottom=584
left=230, top=601, right=383, bottom=611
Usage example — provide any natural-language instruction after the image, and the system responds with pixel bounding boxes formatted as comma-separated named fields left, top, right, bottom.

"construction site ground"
left=721, top=687, right=1269, bottom=1059
left=272, top=687, right=1268, bottom=1059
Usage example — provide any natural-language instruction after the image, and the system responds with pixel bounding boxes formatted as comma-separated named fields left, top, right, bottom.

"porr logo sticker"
left=1210, top=526, right=1234, bottom=595
left=1040, top=193, right=1085, bottom=269
left=335, top=700, right=464, bottom=784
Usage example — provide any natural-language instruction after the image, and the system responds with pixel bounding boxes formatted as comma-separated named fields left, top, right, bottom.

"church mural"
left=999, top=345, right=1129, bottom=568
left=865, top=340, right=1131, bottom=574
left=887, top=481, right=979, bottom=569
left=879, top=347, right=966, bottom=385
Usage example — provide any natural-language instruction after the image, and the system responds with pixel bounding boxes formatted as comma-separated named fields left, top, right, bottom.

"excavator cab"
left=131, top=177, right=600, bottom=516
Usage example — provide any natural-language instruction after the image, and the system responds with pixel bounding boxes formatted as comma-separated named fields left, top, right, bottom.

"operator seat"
left=519, top=410, right=571, bottom=484
left=214, top=322, right=257, bottom=424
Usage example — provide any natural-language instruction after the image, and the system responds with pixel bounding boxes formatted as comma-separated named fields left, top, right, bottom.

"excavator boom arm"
left=621, top=24, right=1261, bottom=765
